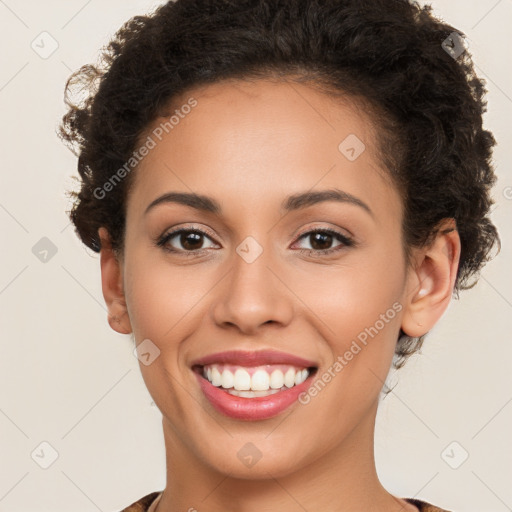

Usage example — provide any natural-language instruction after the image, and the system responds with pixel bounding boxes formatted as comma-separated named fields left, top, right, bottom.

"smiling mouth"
left=192, top=364, right=318, bottom=398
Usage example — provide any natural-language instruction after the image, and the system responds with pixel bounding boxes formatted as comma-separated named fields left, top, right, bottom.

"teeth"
left=284, top=368, right=296, bottom=388
left=269, top=370, right=284, bottom=389
left=296, top=369, right=308, bottom=385
left=251, top=370, right=270, bottom=391
left=227, top=388, right=282, bottom=398
left=233, top=368, right=251, bottom=390
left=211, top=367, right=222, bottom=386
left=221, top=370, right=234, bottom=389
left=202, top=364, right=311, bottom=392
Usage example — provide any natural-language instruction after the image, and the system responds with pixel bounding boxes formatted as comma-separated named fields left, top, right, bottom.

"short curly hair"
left=59, top=0, right=500, bottom=370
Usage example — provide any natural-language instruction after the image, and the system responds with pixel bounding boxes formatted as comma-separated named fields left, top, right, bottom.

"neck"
left=156, top=399, right=415, bottom=512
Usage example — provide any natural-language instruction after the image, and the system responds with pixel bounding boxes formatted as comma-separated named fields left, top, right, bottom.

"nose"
left=210, top=238, right=294, bottom=334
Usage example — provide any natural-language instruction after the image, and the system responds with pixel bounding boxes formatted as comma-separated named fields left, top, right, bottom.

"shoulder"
left=404, top=497, right=454, bottom=512
left=118, top=491, right=162, bottom=512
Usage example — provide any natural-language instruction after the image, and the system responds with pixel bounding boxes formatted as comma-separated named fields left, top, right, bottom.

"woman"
left=59, top=0, right=500, bottom=510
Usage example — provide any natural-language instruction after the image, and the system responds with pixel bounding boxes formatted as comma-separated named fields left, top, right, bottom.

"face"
left=104, top=78, right=416, bottom=478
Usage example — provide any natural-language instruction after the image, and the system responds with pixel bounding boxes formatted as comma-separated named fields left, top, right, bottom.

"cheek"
left=123, top=251, right=211, bottom=341
left=122, top=253, right=207, bottom=414
left=294, top=242, right=406, bottom=350
left=293, top=247, right=406, bottom=425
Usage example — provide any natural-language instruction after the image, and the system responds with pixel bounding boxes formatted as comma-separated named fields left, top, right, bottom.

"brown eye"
left=157, top=228, right=218, bottom=254
left=294, top=228, right=354, bottom=256
left=179, top=231, right=204, bottom=251
left=308, top=232, right=334, bottom=251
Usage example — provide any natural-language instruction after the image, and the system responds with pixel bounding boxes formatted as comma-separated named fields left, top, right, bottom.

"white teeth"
left=284, top=368, right=296, bottom=388
left=251, top=370, right=270, bottom=391
left=295, top=369, right=308, bottom=385
left=221, top=370, right=234, bottom=389
left=269, top=370, right=284, bottom=389
left=233, top=368, right=251, bottom=391
left=211, top=366, right=222, bottom=386
left=228, top=388, right=282, bottom=398
left=202, top=364, right=311, bottom=393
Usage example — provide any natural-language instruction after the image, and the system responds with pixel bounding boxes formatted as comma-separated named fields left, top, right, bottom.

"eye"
left=292, top=228, right=354, bottom=256
left=155, top=225, right=355, bottom=257
left=156, top=227, right=219, bottom=255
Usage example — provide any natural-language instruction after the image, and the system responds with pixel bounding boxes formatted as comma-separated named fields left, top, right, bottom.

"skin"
left=98, top=78, right=461, bottom=512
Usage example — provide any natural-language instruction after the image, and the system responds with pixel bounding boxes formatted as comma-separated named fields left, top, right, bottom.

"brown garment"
left=120, top=492, right=160, bottom=512
left=120, top=491, right=453, bottom=511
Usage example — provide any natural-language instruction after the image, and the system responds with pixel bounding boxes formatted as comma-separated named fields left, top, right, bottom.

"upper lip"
left=191, top=350, right=317, bottom=368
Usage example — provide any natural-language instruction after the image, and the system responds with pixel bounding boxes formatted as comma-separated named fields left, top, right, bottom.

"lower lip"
left=194, top=370, right=315, bottom=421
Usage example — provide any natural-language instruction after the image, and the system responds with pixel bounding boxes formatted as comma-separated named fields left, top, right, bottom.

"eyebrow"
left=282, top=189, right=372, bottom=216
left=144, top=188, right=373, bottom=217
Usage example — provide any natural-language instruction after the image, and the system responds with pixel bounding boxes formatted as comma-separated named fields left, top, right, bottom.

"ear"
left=98, top=227, right=132, bottom=335
left=401, top=219, right=461, bottom=338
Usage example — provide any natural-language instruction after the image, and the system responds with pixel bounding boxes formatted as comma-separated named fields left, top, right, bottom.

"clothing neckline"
left=147, top=492, right=162, bottom=512
left=144, top=492, right=446, bottom=512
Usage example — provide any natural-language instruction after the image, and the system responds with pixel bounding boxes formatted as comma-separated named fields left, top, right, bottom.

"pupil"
left=311, top=232, right=332, bottom=250
left=182, top=232, right=202, bottom=250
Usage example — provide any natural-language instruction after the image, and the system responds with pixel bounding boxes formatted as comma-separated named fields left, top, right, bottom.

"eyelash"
left=155, top=225, right=355, bottom=258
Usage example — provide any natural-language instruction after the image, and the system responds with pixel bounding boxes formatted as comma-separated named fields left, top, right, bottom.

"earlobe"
left=401, top=219, right=461, bottom=338
left=98, top=227, right=132, bottom=335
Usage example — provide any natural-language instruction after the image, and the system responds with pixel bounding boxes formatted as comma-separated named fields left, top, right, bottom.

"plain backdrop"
left=0, top=1, right=511, bottom=511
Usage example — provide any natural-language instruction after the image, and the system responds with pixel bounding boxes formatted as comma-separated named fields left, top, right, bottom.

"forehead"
left=127, top=78, right=401, bottom=223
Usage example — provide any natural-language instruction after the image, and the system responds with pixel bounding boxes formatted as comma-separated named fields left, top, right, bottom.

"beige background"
left=0, top=0, right=511, bottom=510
